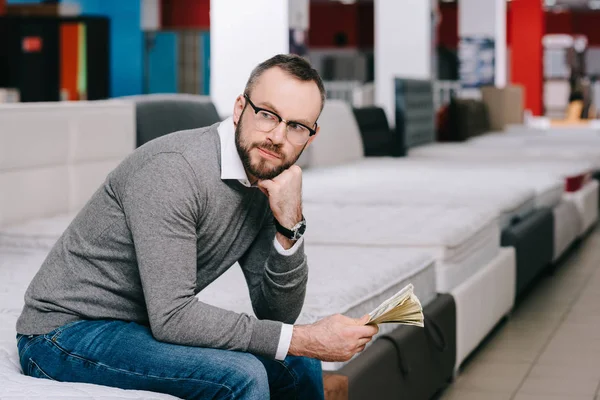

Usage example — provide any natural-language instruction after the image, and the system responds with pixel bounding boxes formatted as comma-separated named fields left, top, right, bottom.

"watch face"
left=291, top=220, right=307, bottom=240
left=298, top=222, right=307, bottom=235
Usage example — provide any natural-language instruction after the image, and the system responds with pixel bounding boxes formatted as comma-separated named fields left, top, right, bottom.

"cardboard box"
left=481, top=85, right=524, bottom=131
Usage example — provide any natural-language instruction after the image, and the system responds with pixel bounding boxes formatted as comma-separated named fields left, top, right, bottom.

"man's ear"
left=304, top=126, right=320, bottom=148
left=232, top=95, right=245, bottom=126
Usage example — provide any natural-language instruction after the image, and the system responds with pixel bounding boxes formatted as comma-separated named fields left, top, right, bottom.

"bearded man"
left=16, top=54, right=378, bottom=400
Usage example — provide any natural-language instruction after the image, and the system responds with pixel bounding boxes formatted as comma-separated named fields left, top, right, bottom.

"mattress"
left=451, top=247, right=516, bottom=371
left=197, top=245, right=438, bottom=371
left=0, top=249, right=178, bottom=399
left=552, top=201, right=581, bottom=261
left=0, top=213, right=75, bottom=251
left=303, top=203, right=500, bottom=292
left=302, top=168, right=536, bottom=230
left=466, top=135, right=600, bottom=170
left=408, top=144, right=593, bottom=193
left=563, top=180, right=599, bottom=235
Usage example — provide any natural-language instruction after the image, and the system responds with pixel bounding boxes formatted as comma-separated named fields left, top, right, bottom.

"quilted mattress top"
left=409, top=144, right=595, bottom=177
left=0, top=249, right=178, bottom=399
left=197, top=245, right=437, bottom=325
left=303, top=203, right=499, bottom=249
left=303, top=162, right=535, bottom=216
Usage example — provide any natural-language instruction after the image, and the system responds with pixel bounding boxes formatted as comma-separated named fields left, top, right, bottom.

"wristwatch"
left=274, top=216, right=307, bottom=241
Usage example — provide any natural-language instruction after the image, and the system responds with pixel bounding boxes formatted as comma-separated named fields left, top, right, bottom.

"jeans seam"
left=28, top=358, right=57, bottom=381
left=19, top=335, right=45, bottom=357
left=43, top=337, right=235, bottom=394
left=274, top=359, right=299, bottom=400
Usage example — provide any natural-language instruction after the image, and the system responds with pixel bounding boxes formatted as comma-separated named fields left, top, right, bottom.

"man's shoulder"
left=145, top=122, right=220, bottom=154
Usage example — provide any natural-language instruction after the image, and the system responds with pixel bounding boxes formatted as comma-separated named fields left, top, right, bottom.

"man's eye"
left=259, top=111, right=276, bottom=121
left=288, top=123, right=305, bottom=133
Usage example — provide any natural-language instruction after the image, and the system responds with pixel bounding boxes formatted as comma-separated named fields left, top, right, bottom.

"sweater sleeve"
left=238, top=212, right=308, bottom=326
left=122, top=153, right=283, bottom=358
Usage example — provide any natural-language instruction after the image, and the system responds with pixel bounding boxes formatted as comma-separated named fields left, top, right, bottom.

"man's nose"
left=266, top=121, right=287, bottom=145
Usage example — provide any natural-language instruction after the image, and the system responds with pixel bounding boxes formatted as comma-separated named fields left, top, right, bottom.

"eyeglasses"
left=243, top=94, right=317, bottom=145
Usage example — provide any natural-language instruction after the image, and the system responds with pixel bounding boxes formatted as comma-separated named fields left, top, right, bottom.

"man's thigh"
left=18, top=320, right=269, bottom=400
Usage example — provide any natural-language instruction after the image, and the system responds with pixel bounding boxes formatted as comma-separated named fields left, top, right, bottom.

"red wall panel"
left=572, top=12, right=600, bottom=46
left=545, top=10, right=600, bottom=46
left=60, top=23, right=80, bottom=101
left=437, top=2, right=458, bottom=49
left=510, top=0, right=544, bottom=115
left=357, top=2, right=374, bottom=49
left=309, top=2, right=358, bottom=48
left=545, top=11, right=573, bottom=35
left=161, top=0, right=209, bottom=29
left=0, top=0, right=5, bottom=16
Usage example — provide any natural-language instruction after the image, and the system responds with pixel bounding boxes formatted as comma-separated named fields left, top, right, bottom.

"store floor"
left=439, top=226, right=600, bottom=400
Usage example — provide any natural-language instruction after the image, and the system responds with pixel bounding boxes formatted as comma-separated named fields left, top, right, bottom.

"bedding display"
left=197, top=245, right=438, bottom=371
left=303, top=203, right=500, bottom=292
left=2, top=88, right=600, bottom=400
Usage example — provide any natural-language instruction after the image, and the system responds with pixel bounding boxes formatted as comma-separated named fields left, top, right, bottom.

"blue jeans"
left=17, top=320, right=324, bottom=400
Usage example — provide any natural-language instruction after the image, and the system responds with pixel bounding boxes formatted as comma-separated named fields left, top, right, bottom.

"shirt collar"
left=218, top=117, right=252, bottom=187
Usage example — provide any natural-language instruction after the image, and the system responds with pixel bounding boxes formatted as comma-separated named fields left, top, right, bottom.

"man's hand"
left=288, top=314, right=379, bottom=362
left=257, top=166, right=303, bottom=249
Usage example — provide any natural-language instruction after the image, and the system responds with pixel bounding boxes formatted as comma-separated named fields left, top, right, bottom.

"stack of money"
left=366, top=284, right=424, bottom=327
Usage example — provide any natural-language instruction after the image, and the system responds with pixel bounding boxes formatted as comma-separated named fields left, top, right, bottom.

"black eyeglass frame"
left=243, top=94, right=318, bottom=138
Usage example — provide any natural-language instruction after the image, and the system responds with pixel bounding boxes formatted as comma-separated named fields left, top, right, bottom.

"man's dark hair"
left=244, top=54, right=326, bottom=112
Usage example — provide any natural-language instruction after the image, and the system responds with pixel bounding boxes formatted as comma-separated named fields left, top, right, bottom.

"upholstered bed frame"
left=0, top=100, right=135, bottom=227
left=119, top=94, right=221, bottom=147
left=325, top=294, right=456, bottom=400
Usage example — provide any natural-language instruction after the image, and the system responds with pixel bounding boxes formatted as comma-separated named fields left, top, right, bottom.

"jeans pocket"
left=47, top=320, right=87, bottom=342
left=28, top=358, right=57, bottom=381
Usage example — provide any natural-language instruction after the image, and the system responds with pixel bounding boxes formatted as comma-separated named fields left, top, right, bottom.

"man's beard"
left=235, top=109, right=305, bottom=180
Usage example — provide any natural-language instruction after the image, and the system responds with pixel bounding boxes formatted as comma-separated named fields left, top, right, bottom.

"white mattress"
left=197, top=245, right=438, bottom=370
left=408, top=143, right=593, bottom=179
left=303, top=203, right=500, bottom=292
left=0, top=213, right=75, bottom=251
left=0, top=249, right=178, bottom=399
left=465, top=135, right=600, bottom=169
left=552, top=201, right=581, bottom=261
left=303, top=164, right=536, bottom=230
left=563, top=180, right=599, bottom=236
left=451, top=247, right=516, bottom=372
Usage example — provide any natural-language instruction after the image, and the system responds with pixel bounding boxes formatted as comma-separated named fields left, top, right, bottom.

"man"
left=16, top=54, right=378, bottom=399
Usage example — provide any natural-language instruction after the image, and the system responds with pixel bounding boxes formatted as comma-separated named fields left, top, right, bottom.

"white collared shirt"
left=217, top=117, right=298, bottom=360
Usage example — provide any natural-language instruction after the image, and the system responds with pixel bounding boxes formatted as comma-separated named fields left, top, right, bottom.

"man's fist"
left=257, top=165, right=303, bottom=230
left=289, top=314, right=379, bottom=362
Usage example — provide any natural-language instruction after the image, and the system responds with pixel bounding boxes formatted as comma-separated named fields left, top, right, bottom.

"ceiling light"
left=545, top=0, right=556, bottom=6
left=590, top=0, right=600, bottom=9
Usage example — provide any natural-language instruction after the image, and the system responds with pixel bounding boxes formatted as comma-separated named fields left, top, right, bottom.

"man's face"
left=233, top=67, right=322, bottom=181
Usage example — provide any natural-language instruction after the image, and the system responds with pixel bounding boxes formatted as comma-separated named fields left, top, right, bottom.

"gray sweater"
left=16, top=123, right=308, bottom=359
